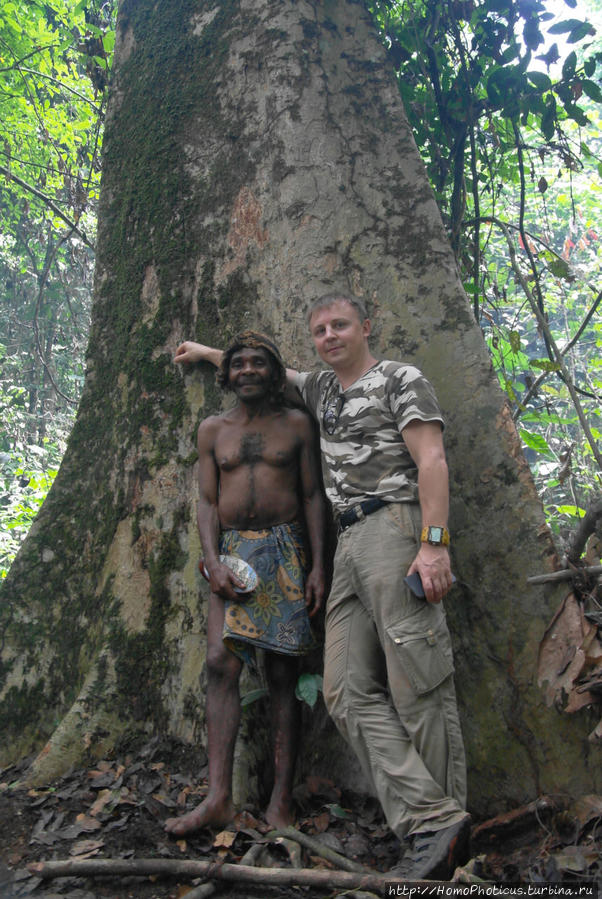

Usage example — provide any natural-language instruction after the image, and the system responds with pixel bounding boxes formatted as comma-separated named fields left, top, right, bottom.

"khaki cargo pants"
left=323, top=502, right=467, bottom=840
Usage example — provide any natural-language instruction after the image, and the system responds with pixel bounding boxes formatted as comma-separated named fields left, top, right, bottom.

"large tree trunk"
left=1, top=0, right=597, bottom=813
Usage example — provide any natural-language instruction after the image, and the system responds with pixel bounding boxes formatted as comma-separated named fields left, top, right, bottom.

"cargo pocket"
left=386, top=618, right=454, bottom=695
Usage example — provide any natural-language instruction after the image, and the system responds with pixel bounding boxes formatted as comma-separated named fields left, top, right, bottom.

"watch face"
left=429, top=527, right=443, bottom=543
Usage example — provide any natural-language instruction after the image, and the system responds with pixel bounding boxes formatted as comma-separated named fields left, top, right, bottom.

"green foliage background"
left=0, top=0, right=114, bottom=574
left=1, top=0, right=600, bottom=576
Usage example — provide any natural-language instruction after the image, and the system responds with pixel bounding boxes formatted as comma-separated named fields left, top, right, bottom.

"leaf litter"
left=0, top=736, right=601, bottom=898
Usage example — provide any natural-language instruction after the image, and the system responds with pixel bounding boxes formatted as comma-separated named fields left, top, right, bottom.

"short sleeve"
left=386, top=365, right=444, bottom=433
left=291, top=370, right=329, bottom=418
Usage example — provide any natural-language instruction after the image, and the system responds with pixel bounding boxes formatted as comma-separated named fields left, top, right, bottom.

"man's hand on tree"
left=407, top=544, right=452, bottom=604
left=174, top=341, right=218, bottom=366
left=305, top=566, right=325, bottom=617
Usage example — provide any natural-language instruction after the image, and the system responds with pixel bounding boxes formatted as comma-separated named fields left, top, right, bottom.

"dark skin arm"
left=196, top=416, right=244, bottom=600
left=294, top=411, right=326, bottom=617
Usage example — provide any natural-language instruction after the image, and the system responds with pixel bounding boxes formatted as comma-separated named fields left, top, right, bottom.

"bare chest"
left=215, top=425, right=298, bottom=472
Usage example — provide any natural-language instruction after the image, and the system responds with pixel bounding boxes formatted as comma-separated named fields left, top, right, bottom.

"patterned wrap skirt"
left=218, top=522, right=318, bottom=662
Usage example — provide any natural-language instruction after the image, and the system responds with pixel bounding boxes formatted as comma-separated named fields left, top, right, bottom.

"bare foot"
left=265, top=795, right=295, bottom=829
left=164, top=796, right=235, bottom=836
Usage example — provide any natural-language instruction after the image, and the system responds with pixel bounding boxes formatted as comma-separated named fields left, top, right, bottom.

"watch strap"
left=421, top=526, right=450, bottom=546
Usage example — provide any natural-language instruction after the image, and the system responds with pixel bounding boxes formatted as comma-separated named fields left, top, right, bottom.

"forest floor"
left=1, top=736, right=601, bottom=899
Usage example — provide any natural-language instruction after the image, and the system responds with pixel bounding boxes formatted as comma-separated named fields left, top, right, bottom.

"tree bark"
left=1, top=0, right=598, bottom=813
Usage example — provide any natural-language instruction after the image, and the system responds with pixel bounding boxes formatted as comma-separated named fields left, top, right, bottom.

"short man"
left=166, top=331, right=325, bottom=835
left=174, top=297, right=470, bottom=878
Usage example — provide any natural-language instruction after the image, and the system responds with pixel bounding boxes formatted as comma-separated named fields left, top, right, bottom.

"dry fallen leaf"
left=70, top=839, right=105, bottom=858
left=175, top=885, right=195, bottom=897
left=310, top=810, right=331, bottom=833
left=89, top=788, right=116, bottom=817
left=233, top=809, right=261, bottom=830
left=176, top=788, right=189, bottom=807
left=552, top=845, right=600, bottom=874
left=569, top=795, right=602, bottom=834
left=74, top=813, right=102, bottom=832
left=213, top=829, right=237, bottom=848
left=538, top=593, right=597, bottom=710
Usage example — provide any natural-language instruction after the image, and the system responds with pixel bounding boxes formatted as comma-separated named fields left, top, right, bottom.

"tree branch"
left=515, top=287, right=602, bottom=415
left=17, top=66, right=101, bottom=112
left=30, top=231, right=80, bottom=408
left=513, top=125, right=549, bottom=330
left=183, top=839, right=265, bottom=899
left=494, top=218, right=602, bottom=471
left=466, top=215, right=602, bottom=411
left=29, top=857, right=398, bottom=893
left=527, top=565, right=602, bottom=585
left=268, top=825, right=370, bottom=873
left=0, top=39, right=59, bottom=72
left=0, top=164, right=94, bottom=249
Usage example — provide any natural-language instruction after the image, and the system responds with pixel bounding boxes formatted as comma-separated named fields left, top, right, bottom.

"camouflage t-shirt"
left=293, top=361, right=444, bottom=515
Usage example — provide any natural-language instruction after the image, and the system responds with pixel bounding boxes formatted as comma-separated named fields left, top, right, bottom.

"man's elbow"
left=418, top=448, right=448, bottom=474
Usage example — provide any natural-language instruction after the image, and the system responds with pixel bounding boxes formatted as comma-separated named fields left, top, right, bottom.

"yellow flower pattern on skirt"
left=218, top=522, right=318, bottom=663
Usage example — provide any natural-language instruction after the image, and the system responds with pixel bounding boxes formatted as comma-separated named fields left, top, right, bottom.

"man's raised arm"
left=174, top=341, right=224, bottom=368
left=174, top=340, right=299, bottom=380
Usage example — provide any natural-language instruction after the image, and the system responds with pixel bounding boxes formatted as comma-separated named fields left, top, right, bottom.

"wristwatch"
left=421, top=526, right=450, bottom=546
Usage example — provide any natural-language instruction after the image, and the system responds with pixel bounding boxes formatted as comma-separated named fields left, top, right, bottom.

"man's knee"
left=206, top=641, right=241, bottom=682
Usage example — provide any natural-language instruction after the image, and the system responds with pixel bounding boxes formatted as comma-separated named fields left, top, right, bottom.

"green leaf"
left=523, top=18, right=543, bottom=51
left=555, top=504, right=586, bottom=517
left=295, top=673, right=323, bottom=708
left=562, top=51, right=577, bottom=80
left=547, top=18, right=587, bottom=34
left=103, top=31, right=115, bottom=52
left=567, top=22, right=595, bottom=43
left=583, top=58, right=596, bottom=77
left=546, top=257, right=572, bottom=279
left=581, top=80, right=602, bottom=103
left=326, top=803, right=350, bottom=819
left=240, top=687, right=268, bottom=707
left=527, top=71, right=552, bottom=91
left=520, top=429, right=554, bottom=457
left=562, top=103, right=590, bottom=127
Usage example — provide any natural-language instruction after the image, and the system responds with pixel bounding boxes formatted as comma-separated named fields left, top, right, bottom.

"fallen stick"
left=29, top=857, right=401, bottom=893
left=471, top=796, right=559, bottom=848
left=527, top=565, right=602, bottom=585
left=184, top=841, right=265, bottom=899
left=268, top=824, right=370, bottom=873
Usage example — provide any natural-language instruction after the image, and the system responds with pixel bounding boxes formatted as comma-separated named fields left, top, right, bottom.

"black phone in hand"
left=404, top=571, right=456, bottom=598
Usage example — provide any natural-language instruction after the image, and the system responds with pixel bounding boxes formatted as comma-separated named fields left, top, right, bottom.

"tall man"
left=174, top=297, right=470, bottom=879
left=166, top=331, right=325, bottom=835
